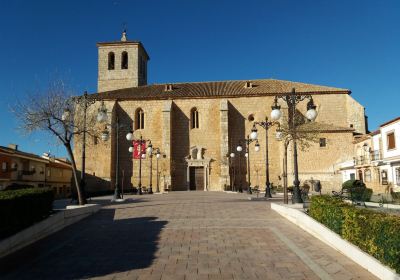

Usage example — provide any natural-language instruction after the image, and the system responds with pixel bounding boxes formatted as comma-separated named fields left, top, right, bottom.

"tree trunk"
left=65, top=143, right=86, bottom=205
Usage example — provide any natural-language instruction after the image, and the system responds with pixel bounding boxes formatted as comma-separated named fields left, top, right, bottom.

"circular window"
left=248, top=114, right=255, bottom=122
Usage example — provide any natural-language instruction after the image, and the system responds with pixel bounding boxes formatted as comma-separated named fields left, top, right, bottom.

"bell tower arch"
left=97, top=30, right=150, bottom=92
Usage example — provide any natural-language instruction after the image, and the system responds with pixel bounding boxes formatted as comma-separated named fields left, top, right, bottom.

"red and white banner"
left=133, top=141, right=146, bottom=159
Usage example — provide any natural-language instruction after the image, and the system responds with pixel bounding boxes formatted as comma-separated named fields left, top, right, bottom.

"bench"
left=251, top=186, right=260, bottom=197
left=332, top=187, right=367, bottom=206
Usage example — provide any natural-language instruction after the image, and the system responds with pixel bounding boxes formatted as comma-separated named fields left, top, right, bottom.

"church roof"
left=94, top=79, right=350, bottom=101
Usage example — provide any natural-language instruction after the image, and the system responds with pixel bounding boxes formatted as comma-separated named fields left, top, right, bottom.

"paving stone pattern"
left=0, top=192, right=377, bottom=280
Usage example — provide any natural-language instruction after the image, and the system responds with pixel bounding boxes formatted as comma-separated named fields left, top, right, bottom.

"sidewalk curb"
left=0, top=204, right=101, bottom=259
left=271, top=202, right=400, bottom=280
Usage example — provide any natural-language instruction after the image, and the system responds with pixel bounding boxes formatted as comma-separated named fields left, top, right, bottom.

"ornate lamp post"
left=272, top=88, right=318, bottom=203
left=250, top=117, right=280, bottom=198
left=146, top=145, right=164, bottom=194
left=238, top=136, right=260, bottom=194
left=229, top=152, right=235, bottom=191
left=97, top=102, right=133, bottom=201
left=155, top=149, right=161, bottom=193
left=134, top=136, right=151, bottom=195
left=147, top=142, right=154, bottom=194
left=236, top=143, right=243, bottom=192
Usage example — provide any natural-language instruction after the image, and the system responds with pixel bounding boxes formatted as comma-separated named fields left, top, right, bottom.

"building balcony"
left=16, top=170, right=36, bottom=179
left=370, top=150, right=382, bottom=161
left=355, top=156, right=370, bottom=166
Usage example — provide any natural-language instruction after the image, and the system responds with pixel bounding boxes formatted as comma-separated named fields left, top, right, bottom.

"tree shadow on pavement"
left=0, top=209, right=167, bottom=280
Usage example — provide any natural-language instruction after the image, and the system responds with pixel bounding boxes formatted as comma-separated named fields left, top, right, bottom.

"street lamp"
left=236, top=143, right=243, bottom=192
left=238, top=136, right=260, bottom=194
left=97, top=102, right=132, bottom=201
left=251, top=116, right=280, bottom=198
left=229, top=152, right=235, bottom=191
left=135, top=136, right=151, bottom=195
left=272, top=88, right=318, bottom=203
left=156, top=149, right=162, bottom=193
left=126, top=130, right=134, bottom=141
left=146, top=142, right=154, bottom=194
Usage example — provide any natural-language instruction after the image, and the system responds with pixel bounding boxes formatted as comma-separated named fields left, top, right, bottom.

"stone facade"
left=97, top=41, right=149, bottom=92
left=74, top=34, right=367, bottom=194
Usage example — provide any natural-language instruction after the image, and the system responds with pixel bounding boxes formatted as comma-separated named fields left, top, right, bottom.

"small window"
left=1, top=162, right=7, bottom=172
left=191, top=108, right=199, bottom=129
left=244, top=81, right=253, bottom=88
left=108, top=52, right=115, bottom=70
left=93, top=136, right=98, bottom=145
left=381, top=170, right=388, bottom=185
left=121, top=51, right=128, bottom=69
left=11, top=162, right=17, bottom=170
left=135, top=108, right=144, bottom=130
left=387, top=132, right=396, bottom=150
left=164, top=84, right=173, bottom=91
left=396, top=168, right=400, bottom=186
left=248, top=114, right=255, bottom=122
left=364, top=169, right=371, bottom=182
left=350, top=173, right=355, bottom=180
left=319, top=138, right=326, bottom=147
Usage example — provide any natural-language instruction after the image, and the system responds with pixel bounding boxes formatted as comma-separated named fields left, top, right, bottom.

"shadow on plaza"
left=0, top=209, right=167, bottom=280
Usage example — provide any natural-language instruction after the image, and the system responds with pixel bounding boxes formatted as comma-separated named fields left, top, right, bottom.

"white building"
left=376, top=117, right=400, bottom=191
left=337, top=116, right=400, bottom=193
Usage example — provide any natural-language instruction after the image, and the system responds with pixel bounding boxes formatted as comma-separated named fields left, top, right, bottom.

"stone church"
left=75, top=32, right=367, bottom=194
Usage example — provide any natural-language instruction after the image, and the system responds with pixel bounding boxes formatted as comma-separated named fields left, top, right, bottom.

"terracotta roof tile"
left=0, top=146, right=48, bottom=162
left=93, top=79, right=350, bottom=101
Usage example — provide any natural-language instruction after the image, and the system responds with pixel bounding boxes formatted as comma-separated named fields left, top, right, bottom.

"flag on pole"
left=133, top=141, right=146, bottom=159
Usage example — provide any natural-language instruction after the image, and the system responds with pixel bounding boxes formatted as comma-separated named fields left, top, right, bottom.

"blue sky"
left=0, top=0, right=399, bottom=157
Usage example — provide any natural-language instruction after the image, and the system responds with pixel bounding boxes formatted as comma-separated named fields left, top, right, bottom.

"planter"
left=271, top=202, right=400, bottom=280
left=365, top=201, right=400, bottom=210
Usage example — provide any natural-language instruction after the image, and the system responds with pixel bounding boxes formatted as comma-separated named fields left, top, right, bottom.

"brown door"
left=189, top=167, right=204, bottom=190
left=358, top=170, right=363, bottom=182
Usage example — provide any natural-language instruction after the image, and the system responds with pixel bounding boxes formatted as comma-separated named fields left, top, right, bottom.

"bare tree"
left=278, top=110, right=320, bottom=151
left=11, top=80, right=100, bottom=205
left=278, top=111, right=320, bottom=203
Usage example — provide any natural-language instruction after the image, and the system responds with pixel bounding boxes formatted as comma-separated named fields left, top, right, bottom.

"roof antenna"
left=121, top=22, right=127, bottom=41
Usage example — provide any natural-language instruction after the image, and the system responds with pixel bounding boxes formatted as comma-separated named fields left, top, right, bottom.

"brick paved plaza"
left=0, top=192, right=376, bottom=280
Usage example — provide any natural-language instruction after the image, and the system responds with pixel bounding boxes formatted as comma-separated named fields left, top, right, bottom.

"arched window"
left=108, top=52, right=115, bottom=70
left=135, top=108, right=144, bottom=130
left=121, top=51, right=128, bottom=69
left=191, top=108, right=199, bottom=129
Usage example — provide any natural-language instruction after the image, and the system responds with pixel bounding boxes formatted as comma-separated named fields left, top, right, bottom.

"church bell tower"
left=97, top=31, right=150, bottom=92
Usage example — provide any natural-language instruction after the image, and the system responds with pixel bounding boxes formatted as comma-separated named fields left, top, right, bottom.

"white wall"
left=341, top=169, right=356, bottom=182
left=381, top=120, right=400, bottom=159
left=371, top=134, right=381, bottom=155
